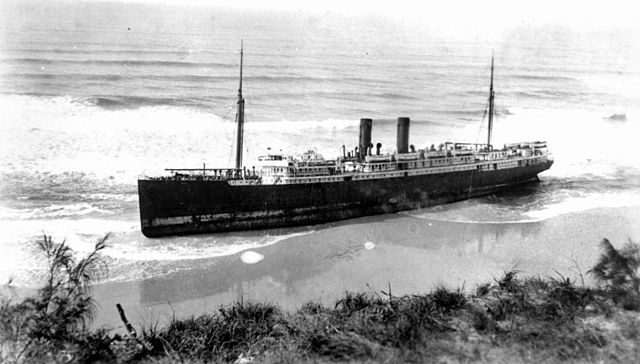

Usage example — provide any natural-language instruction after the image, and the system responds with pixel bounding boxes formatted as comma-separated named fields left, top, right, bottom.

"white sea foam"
left=0, top=94, right=359, bottom=182
left=404, top=191, right=640, bottom=225
left=0, top=216, right=137, bottom=287
left=97, top=230, right=316, bottom=282
left=0, top=215, right=315, bottom=285
left=1, top=203, right=114, bottom=220
left=240, top=251, right=265, bottom=264
left=0, top=94, right=229, bottom=132
left=101, top=230, right=314, bottom=262
left=402, top=212, right=546, bottom=224
left=490, top=107, right=640, bottom=176
left=3, top=94, right=639, bottom=179
left=525, top=192, right=640, bottom=221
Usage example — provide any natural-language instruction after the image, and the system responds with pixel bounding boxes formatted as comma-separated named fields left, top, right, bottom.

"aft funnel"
left=397, top=117, right=410, bottom=154
left=359, top=118, right=372, bottom=159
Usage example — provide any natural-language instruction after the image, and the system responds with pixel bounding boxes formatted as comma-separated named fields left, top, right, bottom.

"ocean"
left=1, top=1, right=640, bottom=328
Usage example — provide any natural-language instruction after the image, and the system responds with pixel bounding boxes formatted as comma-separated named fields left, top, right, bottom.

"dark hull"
left=138, top=161, right=553, bottom=237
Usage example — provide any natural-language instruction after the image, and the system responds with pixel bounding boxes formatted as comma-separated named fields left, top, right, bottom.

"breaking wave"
left=0, top=170, right=136, bottom=202
left=510, top=74, right=577, bottom=82
left=371, top=92, right=419, bottom=101
left=524, top=192, right=640, bottom=221
left=1, top=57, right=233, bottom=69
left=78, top=95, right=211, bottom=110
left=104, top=230, right=315, bottom=263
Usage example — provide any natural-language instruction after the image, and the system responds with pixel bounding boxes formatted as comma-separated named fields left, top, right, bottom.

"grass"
left=1, top=237, right=640, bottom=363
left=142, top=301, right=284, bottom=362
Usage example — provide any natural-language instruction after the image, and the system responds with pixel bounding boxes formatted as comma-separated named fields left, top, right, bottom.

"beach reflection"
left=93, top=206, right=638, bottom=329
left=132, top=215, right=543, bottom=315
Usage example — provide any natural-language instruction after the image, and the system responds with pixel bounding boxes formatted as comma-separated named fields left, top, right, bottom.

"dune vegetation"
left=1, top=236, right=639, bottom=363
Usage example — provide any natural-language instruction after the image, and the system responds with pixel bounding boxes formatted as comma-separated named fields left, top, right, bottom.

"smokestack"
left=359, top=118, right=372, bottom=160
left=397, top=117, right=410, bottom=154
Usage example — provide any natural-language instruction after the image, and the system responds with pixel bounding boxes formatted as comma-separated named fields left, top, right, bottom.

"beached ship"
left=137, top=47, right=553, bottom=237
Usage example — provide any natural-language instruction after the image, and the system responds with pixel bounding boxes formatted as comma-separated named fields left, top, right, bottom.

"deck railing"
left=155, top=148, right=551, bottom=182
left=162, top=167, right=260, bottom=180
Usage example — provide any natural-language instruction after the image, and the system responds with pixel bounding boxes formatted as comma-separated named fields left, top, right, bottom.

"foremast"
left=235, top=41, right=245, bottom=169
left=487, top=54, right=495, bottom=150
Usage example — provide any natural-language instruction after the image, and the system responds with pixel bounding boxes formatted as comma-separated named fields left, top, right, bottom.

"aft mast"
left=487, top=54, right=495, bottom=150
left=235, top=41, right=245, bottom=170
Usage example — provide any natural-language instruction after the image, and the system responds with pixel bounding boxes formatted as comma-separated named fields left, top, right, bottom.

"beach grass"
left=1, top=236, right=640, bottom=363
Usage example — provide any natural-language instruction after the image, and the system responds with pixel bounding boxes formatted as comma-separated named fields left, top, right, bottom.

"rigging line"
left=228, top=112, right=237, bottom=167
left=222, top=101, right=238, bottom=167
left=222, top=104, right=234, bottom=118
left=475, top=98, right=490, bottom=144
left=245, top=114, right=255, bottom=166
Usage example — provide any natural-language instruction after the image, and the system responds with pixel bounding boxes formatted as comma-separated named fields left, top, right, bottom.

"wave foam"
left=525, top=192, right=640, bottom=221
left=402, top=212, right=545, bottom=224
left=103, top=230, right=315, bottom=262
left=98, top=230, right=316, bottom=283
left=0, top=204, right=116, bottom=220
left=402, top=189, right=640, bottom=225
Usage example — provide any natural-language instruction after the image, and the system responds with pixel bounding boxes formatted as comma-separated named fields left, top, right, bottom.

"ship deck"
left=148, top=154, right=551, bottom=186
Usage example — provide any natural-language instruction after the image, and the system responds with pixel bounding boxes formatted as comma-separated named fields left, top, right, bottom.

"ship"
left=137, top=46, right=553, bottom=238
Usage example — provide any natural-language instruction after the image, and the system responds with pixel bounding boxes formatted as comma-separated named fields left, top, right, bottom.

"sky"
left=87, top=0, right=637, bottom=33
left=3, top=0, right=637, bottom=42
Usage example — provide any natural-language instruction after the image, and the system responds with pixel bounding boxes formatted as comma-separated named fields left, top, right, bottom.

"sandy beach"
left=91, top=204, right=640, bottom=329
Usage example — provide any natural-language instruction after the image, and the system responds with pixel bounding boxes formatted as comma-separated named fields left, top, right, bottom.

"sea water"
left=1, top=1, right=640, bottom=327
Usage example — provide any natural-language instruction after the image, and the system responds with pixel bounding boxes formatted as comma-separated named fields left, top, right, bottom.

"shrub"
left=334, top=291, right=380, bottom=314
left=495, top=270, right=520, bottom=292
left=475, top=282, right=492, bottom=297
left=588, top=239, right=640, bottom=309
left=299, top=301, right=326, bottom=315
left=0, top=234, right=109, bottom=362
left=432, top=286, right=467, bottom=312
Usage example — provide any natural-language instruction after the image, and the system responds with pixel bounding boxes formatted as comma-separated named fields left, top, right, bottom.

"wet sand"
left=92, top=205, right=640, bottom=330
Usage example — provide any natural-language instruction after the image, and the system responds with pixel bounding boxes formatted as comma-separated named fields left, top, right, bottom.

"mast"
left=235, top=40, right=245, bottom=170
left=487, top=54, right=495, bottom=149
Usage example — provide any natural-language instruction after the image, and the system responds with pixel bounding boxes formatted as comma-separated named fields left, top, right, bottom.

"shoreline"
left=91, top=205, right=640, bottom=329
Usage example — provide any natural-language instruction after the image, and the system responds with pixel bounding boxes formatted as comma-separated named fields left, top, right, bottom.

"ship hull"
left=138, top=160, right=553, bottom=237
